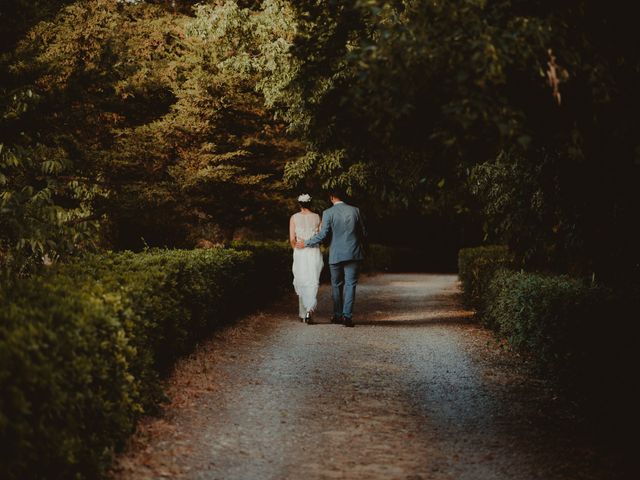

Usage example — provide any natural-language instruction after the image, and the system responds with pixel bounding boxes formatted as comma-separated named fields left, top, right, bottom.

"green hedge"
left=483, top=268, right=639, bottom=427
left=457, top=245, right=515, bottom=313
left=484, top=270, right=608, bottom=376
left=458, top=247, right=636, bottom=426
left=458, top=246, right=613, bottom=379
left=0, top=245, right=290, bottom=480
left=231, top=240, right=291, bottom=299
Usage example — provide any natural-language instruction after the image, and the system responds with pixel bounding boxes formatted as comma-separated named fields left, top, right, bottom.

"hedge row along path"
left=111, top=274, right=625, bottom=480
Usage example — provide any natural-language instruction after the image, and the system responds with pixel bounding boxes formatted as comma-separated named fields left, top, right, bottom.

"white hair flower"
left=297, top=193, right=311, bottom=202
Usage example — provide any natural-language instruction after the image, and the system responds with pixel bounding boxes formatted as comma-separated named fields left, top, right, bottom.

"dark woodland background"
left=2, top=0, right=638, bottom=277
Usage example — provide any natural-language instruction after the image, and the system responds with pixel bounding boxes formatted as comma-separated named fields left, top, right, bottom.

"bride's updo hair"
left=297, top=193, right=312, bottom=208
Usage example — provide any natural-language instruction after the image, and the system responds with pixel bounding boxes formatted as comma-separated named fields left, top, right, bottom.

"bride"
left=289, top=194, right=324, bottom=324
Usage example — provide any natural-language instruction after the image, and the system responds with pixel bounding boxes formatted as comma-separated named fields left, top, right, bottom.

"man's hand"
left=295, top=239, right=305, bottom=249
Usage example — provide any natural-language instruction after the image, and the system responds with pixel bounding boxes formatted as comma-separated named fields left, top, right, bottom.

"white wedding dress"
left=292, top=212, right=324, bottom=317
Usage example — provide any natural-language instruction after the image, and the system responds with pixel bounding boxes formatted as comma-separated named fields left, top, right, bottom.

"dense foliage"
left=1, top=0, right=300, bottom=274
left=3, top=0, right=638, bottom=278
left=0, top=244, right=290, bottom=479
left=458, top=247, right=636, bottom=429
left=458, top=245, right=514, bottom=313
left=484, top=269, right=636, bottom=423
left=277, top=0, right=640, bottom=279
left=484, top=269, right=602, bottom=372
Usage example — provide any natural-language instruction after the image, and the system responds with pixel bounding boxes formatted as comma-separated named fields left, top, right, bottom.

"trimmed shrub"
left=457, top=245, right=515, bottom=313
left=230, top=240, right=292, bottom=301
left=0, top=246, right=290, bottom=480
left=0, top=274, right=140, bottom=479
left=485, top=270, right=636, bottom=411
left=484, top=269, right=607, bottom=377
left=459, top=246, right=637, bottom=432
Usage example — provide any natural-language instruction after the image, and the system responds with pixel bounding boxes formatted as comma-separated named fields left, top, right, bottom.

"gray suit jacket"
left=305, top=202, right=366, bottom=264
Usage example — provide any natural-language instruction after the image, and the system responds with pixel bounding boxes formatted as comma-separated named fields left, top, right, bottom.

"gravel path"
left=112, top=274, right=627, bottom=480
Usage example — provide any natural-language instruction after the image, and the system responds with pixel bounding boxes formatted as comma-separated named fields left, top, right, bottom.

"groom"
left=296, top=188, right=366, bottom=327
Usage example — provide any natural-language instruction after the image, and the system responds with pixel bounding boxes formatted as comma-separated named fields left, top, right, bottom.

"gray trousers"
left=329, top=260, right=360, bottom=318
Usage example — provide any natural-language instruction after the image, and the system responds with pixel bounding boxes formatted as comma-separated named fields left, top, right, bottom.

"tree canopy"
left=1, top=0, right=638, bottom=280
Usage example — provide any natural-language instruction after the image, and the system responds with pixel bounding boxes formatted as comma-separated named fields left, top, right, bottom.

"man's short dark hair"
left=329, top=187, right=347, bottom=200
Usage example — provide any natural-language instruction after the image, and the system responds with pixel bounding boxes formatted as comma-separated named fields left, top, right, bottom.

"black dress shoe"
left=342, top=316, right=354, bottom=327
left=330, top=315, right=343, bottom=324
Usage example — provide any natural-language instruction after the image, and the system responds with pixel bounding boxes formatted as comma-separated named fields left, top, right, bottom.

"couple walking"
left=289, top=189, right=366, bottom=327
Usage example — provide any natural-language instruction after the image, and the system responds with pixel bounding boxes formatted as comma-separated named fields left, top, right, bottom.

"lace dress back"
left=294, top=212, right=321, bottom=241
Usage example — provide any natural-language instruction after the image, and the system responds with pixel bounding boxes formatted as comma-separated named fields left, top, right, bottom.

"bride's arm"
left=289, top=215, right=297, bottom=249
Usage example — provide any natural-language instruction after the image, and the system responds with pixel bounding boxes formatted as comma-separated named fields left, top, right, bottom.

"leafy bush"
left=481, top=268, right=637, bottom=431
left=470, top=149, right=578, bottom=274
left=230, top=240, right=292, bottom=301
left=457, top=245, right=515, bottom=313
left=0, top=272, right=150, bottom=479
left=459, top=247, right=637, bottom=429
left=0, top=245, right=290, bottom=479
left=485, top=270, right=605, bottom=375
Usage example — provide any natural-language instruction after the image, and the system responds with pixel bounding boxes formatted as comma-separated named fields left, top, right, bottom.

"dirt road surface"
left=112, top=274, right=626, bottom=480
